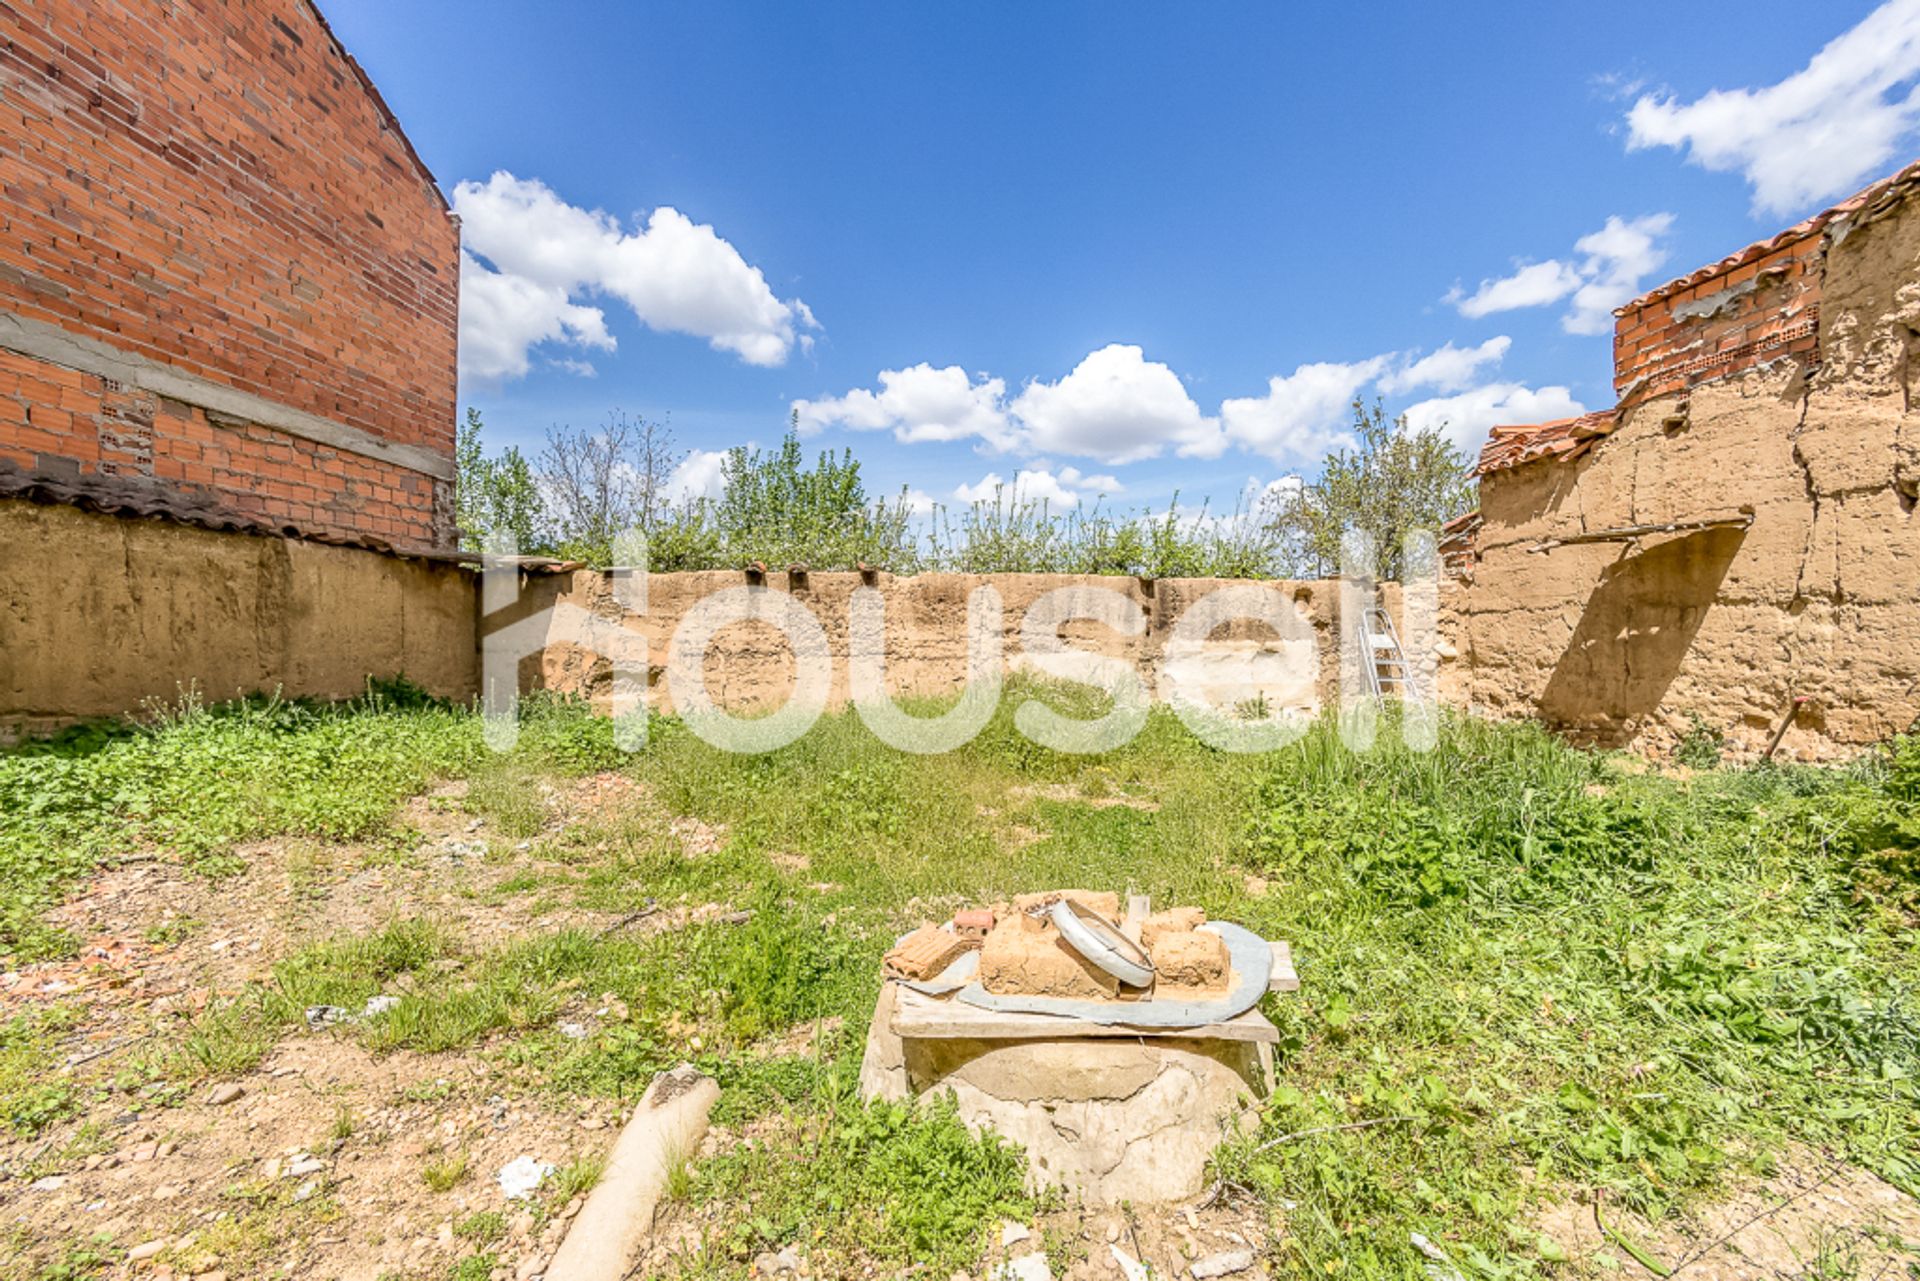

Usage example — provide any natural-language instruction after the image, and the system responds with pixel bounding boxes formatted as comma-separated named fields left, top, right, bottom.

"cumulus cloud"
left=1218, top=357, right=1388, bottom=462
left=1565, top=214, right=1678, bottom=334
left=457, top=251, right=613, bottom=385
left=792, top=363, right=1016, bottom=449
left=1449, top=262, right=1583, bottom=319
left=1448, top=214, right=1674, bottom=335
left=452, top=172, right=814, bottom=385
left=1401, top=383, right=1586, bottom=453
left=1626, top=0, right=1920, bottom=216
left=666, top=448, right=730, bottom=504
left=796, top=347, right=1211, bottom=462
left=1379, top=336, right=1512, bottom=394
left=1011, top=344, right=1223, bottom=463
left=799, top=337, right=1568, bottom=471
left=952, top=465, right=1121, bottom=508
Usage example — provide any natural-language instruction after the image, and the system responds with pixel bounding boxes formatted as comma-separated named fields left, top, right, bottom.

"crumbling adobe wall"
left=0, top=500, right=475, bottom=738
left=496, top=570, right=1451, bottom=719
left=1462, top=181, right=1920, bottom=757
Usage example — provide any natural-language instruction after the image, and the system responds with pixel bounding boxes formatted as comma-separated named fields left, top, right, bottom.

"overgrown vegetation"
left=1267, top=399, right=1477, bottom=579
left=456, top=399, right=1473, bottom=577
left=0, top=683, right=616, bottom=961
left=2, top=691, right=1916, bottom=1278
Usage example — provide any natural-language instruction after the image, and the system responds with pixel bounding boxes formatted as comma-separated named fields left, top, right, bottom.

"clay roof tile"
left=1618, top=155, right=1920, bottom=315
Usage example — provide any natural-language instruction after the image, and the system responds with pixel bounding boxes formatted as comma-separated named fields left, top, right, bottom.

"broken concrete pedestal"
left=859, top=984, right=1276, bottom=1203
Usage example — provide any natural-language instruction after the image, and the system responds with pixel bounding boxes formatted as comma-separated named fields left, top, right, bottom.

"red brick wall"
left=0, top=351, right=445, bottom=545
left=0, top=0, right=458, bottom=547
left=1612, top=233, right=1823, bottom=400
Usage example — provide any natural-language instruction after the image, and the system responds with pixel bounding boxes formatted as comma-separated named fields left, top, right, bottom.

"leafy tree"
left=1267, top=399, right=1475, bottom=579
left=713, top=419, right=917, bottom=570
left=454, top=408, right=543, bottom=553
left=537, top=411, right=687, bottom=563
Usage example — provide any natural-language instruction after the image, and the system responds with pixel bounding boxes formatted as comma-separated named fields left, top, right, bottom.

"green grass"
left=0, top=1007, right=84, bottom=1137
left=3, top=686, right=1917, bottom=1279
left=0, top=685, right=620, bottom=962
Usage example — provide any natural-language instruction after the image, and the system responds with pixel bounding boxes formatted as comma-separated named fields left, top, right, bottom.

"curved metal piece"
left=1048, top=899, right=1155, bottom=988
left=953, top=923, right=1273, bottom=1026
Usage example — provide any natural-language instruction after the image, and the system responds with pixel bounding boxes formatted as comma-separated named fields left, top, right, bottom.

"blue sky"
left=324, top=0, right=1915, bottom=514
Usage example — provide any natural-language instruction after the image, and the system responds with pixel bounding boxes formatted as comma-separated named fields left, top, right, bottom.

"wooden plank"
left=1525, top=511, right=1752, bottom=553
left=889, top=985, right=1280, bottom=1044
left=1269, top=940, right=1299, bottom=992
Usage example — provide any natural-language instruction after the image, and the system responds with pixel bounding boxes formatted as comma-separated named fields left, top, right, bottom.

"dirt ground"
left=1, top=774, right=1915, bottom=1280
left=0, top=776, right=699, bottom=1281
left=1538, top=1152, right=1920, bottom=1281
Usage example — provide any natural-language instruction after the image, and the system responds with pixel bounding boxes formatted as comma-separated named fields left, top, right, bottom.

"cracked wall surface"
left=1461, top=184, right=1920, bottom=757
left=503, top=570, right=1416, bottom=719
left=0, top=500, right=476, bottom=738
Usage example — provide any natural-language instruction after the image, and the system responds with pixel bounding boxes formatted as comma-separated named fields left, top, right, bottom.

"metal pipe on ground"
left=545, top=1064, right=718, bottom=1281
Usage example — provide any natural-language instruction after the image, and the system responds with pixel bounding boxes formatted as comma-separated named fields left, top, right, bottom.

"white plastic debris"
left=305, top=1005, right=348, bottom=1029
left=1109, top=1245, right=1149, bottom=1281
left=1410, top=1232, right=1465, bottom=1281
left=497, top=1155, right=555, bottom=1200
left=362, top=995, right=400, bottom=1017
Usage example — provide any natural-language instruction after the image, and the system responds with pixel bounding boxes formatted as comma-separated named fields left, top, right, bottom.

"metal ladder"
left=1361, top=601, right=1416, bottom=702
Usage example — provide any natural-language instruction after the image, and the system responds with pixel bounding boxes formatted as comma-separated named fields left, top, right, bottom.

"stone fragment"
left=999, top=1220, right=1032, bottom=1247
left=1150, top=929, right=1230, bottom=994
left=754, top=1245, right=802, bottom=1274
left=979, top=919, right=1119, bottom=1000
left=1190, top=1250, right=1255, bottom=1278
left=206, top=1082, right=244, bottom=1106
left=1139, top=908, right=1206, bottom=951
left=128, top=1239, right=168, bottom=1261
left=994, top=1255, right=1052, bottom=1281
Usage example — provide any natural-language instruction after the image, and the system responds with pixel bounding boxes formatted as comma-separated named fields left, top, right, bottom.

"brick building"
left=1453, top=159, right=1920, bottom=757
left=0, top=0, right=458, bottom=550
left=0, top=0, right=474, bottom=733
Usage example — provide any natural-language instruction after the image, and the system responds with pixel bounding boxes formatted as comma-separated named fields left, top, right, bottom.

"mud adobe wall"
left=495, top=569, right=1438, bottom=720
left=1461, top=168, right=1920, bottom=757
left=0, top=500, right=475, bottom=738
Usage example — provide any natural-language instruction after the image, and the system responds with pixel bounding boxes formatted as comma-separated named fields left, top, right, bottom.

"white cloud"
left=1379, top=336, right=1512, bottom=394
left=452, top=171, right=815, bottom=385
left=1448, top=214, right=1674, bottom=335
left=666, top=448, right=730, bottom=503
left=798, top=338, right=1571, bottom=471
left=1218, top=356, right=1388, bottom=462
left=1626, top=0, right=1920, bottom=216
left=792, top=363, right=1016, bottom=449
left=1010, top=344, right=1222, bottom=463
left=951, top=464, right=1121, bottom=508
left=1450, top=262, right=1584, bottom=319
left=1056, top=465, right=1123, bottom=492
left=1564, top=213, right=1676, bottom=334
left=457, top=250, right=613, bottom=385
left=1401, top=382, right=1586, bottom=453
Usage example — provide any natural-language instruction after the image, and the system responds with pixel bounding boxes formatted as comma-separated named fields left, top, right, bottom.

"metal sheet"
left=949, top=923, right=1273, bottom=1027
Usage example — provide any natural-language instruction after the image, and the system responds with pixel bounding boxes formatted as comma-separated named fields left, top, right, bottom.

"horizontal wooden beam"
left=1527, top=511, right=1754, bottom=553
